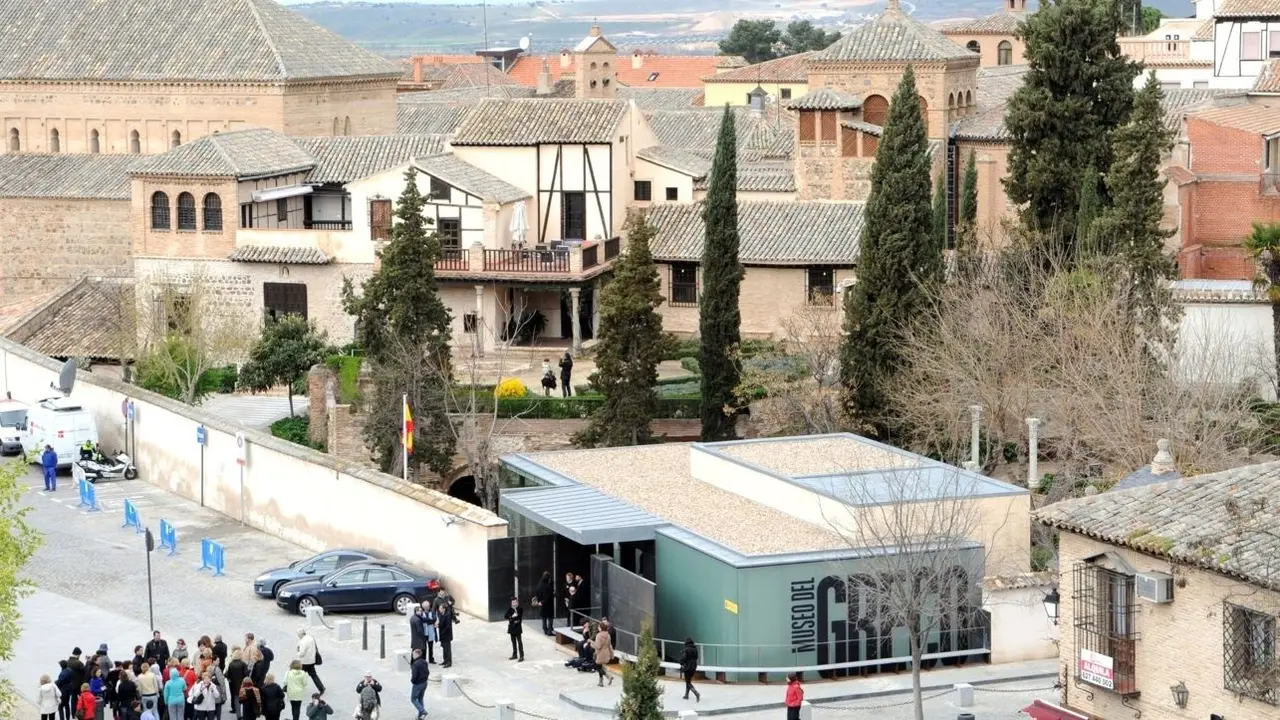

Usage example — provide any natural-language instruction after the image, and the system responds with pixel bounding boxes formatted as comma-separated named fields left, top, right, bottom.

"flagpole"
left=402, top=393, right=409, bottom=483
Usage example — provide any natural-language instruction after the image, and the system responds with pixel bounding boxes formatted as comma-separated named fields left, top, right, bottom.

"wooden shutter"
left=864, top=135, right=879, bottom=156
left=799, top=111, right=816, bottom=144
left=820, top=111, right=837, bottom=145
left=863, top=96, right=888, bottom=127
left=264, top=282, right=308, bottom=320
left=841, top=127, right=858, bottom=157
left=370, top=199, right=392, bottom=242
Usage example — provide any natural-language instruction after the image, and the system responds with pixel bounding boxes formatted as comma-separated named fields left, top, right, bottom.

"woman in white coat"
left=38, top=673, right=62, bottom=720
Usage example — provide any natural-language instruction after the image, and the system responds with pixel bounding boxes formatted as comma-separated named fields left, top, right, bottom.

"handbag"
left=314, top=649, right=322, bottom=666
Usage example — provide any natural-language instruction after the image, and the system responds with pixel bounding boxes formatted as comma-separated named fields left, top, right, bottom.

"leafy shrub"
left=205, top=365, right=238, bottom=394
left=1031, top=546, right=1054, bottom=572
left=659, top=334, right=700, bottom=361
left=490, top=396, right=701, bottom=420
left=495, top=377, right=530, bottom=399
left=656, top=381, right=700, bottom=398
left=325, top=355, right=363, bottom=405
left=503, top=310, right=548, bottom=345
left=743, top=354, right=808, bottom=379
left=680, top=356, right=700, bottom=375
left=270, top=416, right=324, bottom=450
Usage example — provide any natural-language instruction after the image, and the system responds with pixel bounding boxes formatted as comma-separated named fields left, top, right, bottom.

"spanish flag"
left=402, top=395, right=414, bottom=455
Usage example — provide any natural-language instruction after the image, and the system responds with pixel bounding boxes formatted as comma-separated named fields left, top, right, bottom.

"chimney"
left=1150, top=439, right=1176, bottom=475
left=747, top=86, right=767, bottom=114
left=560, top=49, right=571, bottom=69
left=632, top=49, right=643, bottom=70
left=536, top=58, right=554, bottom=96
left=412, top=56, right=423, bottom=85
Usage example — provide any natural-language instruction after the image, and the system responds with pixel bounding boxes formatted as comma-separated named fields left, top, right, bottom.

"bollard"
left=798, top=700, right=813, bottom=720
left=958, top=714, right=976, bottom=720
left=335, top=620, right=352, bottom=643
left=394, top=649, right=411, bottom=672
left=442, top=675, right=462, bottom=698
left=494, top=702, right=514, bottom=720
left=305, top=605, right=325, bottom=627
left=955, top=683, right=974, bottom=707
left=362, top=616, right=369, bottom=651
left=379, top=624, right=386, bottom=660
left=678, top=711, right=699, bottom=719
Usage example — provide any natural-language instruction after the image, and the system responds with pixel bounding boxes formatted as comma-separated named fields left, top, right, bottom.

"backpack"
left=359, top=684, right=377, bottom=711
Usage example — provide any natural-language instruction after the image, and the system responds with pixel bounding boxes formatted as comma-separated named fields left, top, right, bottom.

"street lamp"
left=1043, top=588, right=1060, bottom=625
left=144, top=527, right=156, bottom=632
left=1171, top=681, right=1189, bottom=708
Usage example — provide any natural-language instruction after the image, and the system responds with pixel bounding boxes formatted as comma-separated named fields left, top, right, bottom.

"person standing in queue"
left=784, top=673, right=804, bottom=720
left=504, top=597, right=525, bottom=662
left=534, top=571, right=555, bottom=636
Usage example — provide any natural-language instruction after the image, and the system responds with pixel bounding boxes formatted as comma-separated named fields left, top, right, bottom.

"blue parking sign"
left=196, top=425, right=206, bottom=446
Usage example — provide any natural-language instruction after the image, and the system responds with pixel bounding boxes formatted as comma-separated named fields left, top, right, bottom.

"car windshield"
left=0, top=409, right=25, bottom=428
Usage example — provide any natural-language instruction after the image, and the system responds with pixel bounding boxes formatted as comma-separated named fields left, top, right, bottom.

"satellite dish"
left=519, top=36, right=530, bottom=51
left=52, top=357, right=77, bottom=396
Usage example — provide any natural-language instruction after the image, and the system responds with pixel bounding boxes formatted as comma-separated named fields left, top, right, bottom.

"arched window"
left=333, top=117, right=340, bottom=135
left=998, top=40, right=1013, bottom=66
left=590, top=62, right=598, bottom=70
left=603, top=78, right=610, bottom=87
left=965, top=89, right=973, bottom=108
left=603, top=61, right=610, bottom=68
left=171, top=130, right=182, bottom=148
left=863, top=95, right=889, bottom=126
left=202, top=193, right=223, bottom=231
left=90, top=129, right=100, bottom=154
left=49, top=128, right=60, bottom=153
left=151, top=191, right=170, bottom=230
left=966, top=40, right=981, bottom=54
left=948, top=92, right=956, bottom=114
left=7, top=128, right=18, bottom=152
left=343, top=117, right=352, bottom=136
left=176, top=192, right=196, bottom=230
left=129, top=130, right=141, bottom=154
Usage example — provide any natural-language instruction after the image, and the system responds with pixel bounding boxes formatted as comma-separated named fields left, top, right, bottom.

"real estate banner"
left=1079, top=648, right=1115, bottom=690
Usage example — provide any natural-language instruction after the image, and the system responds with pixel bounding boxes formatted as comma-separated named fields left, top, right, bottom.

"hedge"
left=456, top=395, right=701, bottom=420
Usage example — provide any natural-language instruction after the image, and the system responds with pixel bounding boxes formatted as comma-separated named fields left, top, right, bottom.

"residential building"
left=701, top=53, right=815, bottom=108
left=1118, top=18, right=1215, bottom=89
left=505, top=44, right=744, bottom=90
left=1036, top=460, right=1280, bottom=720
left=939, top=0, right=1031, bottom=68
left=1119, top=0, right=1280, bottom=89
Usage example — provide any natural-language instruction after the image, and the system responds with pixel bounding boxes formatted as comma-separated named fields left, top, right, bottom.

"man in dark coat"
left=558, top=352, right=574, bottom=397
left=251, top=639, right=273, bottom=686
left=409, top=606, right=426, bottom=658
left=436, top=603, right=455, bottom=669
left=66, top=648, right=87, bottom=695
left=212, top=635, right=228, bottom=672
left=504, top=597, right=524, bottom=662
left=409, top=650, right=429, bottom=720
left=534, top=571, right=555, bottom=636
left=144, top=631, right=170, bottom=669
left=131, top=645, right=145, bottom=676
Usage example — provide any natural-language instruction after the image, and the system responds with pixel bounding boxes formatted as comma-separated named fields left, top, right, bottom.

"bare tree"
left=738, top=302, right=846, bottom=436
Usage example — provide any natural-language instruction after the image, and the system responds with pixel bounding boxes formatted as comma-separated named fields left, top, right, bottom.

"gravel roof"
left=786, top=87, right=863, bottom=111
left=812, top=5, right=975, bottom=63
left=1035, top=460, right=1280, bottom=591
left=712, top=436, right=919, bottom=476
left=297, top=135, right=449, bottom=184
left=228, top=245, right=332, bottom=264
left=523, top=444, right=850, bottom=556
left=132, top=128, right=316, bottom=179
left=451, top=98, right=630, bottom=145
left=413, top=154, right=531, bottom=204
left=646, top=201, right=861, bottom=265
left=938, top=11, right=1025, bottom=35
left=0, top=0, right=400, bottom=82
left=0, top=154, right=136, bottom=199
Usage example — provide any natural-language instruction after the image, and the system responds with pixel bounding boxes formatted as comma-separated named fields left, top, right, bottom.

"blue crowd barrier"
left=77, top=478, right=100, bottom=512
left=198, top=538, right=225, bottom=577
left=122, top=498, right=142, bottom=534
left=158, top=519, right=178, bottom=556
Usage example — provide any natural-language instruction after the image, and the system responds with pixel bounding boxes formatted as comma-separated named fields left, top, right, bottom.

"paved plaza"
left=2, top=461, right=1059, bottom=719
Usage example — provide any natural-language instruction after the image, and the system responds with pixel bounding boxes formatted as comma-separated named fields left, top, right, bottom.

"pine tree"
left=958, top=150, right=978, bottom=240
left=342, top=167, right=456, bottom=477
left=1004, top=0, right=1140, bottom=262
left=574, top=213, right=665, bottom=448
left=698, top=105, right=744, bottom=442
left=840, top=67, right=942, bottom=439
left=1093, top=73, right=1178, bottom=340
left=616, top=623, right=664, bottom=720
left=932, top=171, right=948, bottom=253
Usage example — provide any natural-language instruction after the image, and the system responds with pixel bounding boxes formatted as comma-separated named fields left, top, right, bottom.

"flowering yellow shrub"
left=494, top=378, right=529, bottom=399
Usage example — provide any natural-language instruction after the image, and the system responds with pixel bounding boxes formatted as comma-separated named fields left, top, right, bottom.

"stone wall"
left=0, top=197, right=133, bottom=297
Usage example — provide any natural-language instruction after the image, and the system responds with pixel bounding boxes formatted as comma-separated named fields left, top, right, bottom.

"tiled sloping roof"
left=786, top=87, right=862, bottom=110
left=646, top=107, right=796, bottom=161
left=702, top=52, right=815, bottom=83
left=132, top=128, right=316, bottom=179
left=229, top=245, right=331, bottom=264
left=1216, top=0, right=1280, bottom=18
left=619, top=87, right=705, bottom=110
left=740, top=118, right=796, bottom=159
left=951, top=65, right=1030, bottom=140
left=1035, top=461, right=1280, bottom=591
left=1255, top=60, right=1280, bottom=92
left=693, top=163, right=797, bottom=193
left=1112, top=465, right=1182, bottom=491
left=506, top=53, right=737, bottom=88
left=813, top=6, right=975, bottom=63
left=0, top=0, right=400, bottom=82
left=0, top=154, right=136, bottom=199
left=646, top=201, right=862, bottom=264
left=7, top=279, right=135, bottom=359
left=1188, top=103, right=1280, bottom=135
left=1161, top=88, right=1241, bottom=131
left=451, top=99, right=629, bottom=145
left=413, top=154, right=531, bottom=204
left=437, top=63, right=524, bottom=90
left=637, top=145, right=713, bottom=176
left=398, top=86, right=537, bottom=104
left=1191, top=18, right=1215, bottom=41
left=297, top=135, right=449, bottom=184
left=397, top=104, right=471, bottom=135
left=842, top=120, right=884, bottom=136
left=938, top=11, right=1025, bottom=35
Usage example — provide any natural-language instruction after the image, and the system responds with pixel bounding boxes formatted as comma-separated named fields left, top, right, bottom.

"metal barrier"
left=198, top=538, right=225, bottom=577
left=76, top=477, right=100, bottom=512
left=158, top=519, right=178, bottom=555
left=122, top=498, right=142, bottom=533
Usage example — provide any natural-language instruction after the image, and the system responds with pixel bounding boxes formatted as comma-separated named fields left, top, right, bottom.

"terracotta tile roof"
left=1188, top=103, right=1280, bottom=135
left=813, top=5, right=974, bottom=63
left=5, top=278, right=135, bottom=360
left=951, top=65, right=1030, bottom=140
left=1191, top=18, right=1215, bottom=41
left=0, top=286, right=66, bottom=335
left=1216, top=0, right=1280, bottom=18
left=646, top=200, right=862, bottom=265
left=842, top=120, right=884, bottom=136
left=786, top=87, right=862, bottom=110
left=938, top=11, right=1026, bottom=35
left=506, top=53, right=736, bottom=88
left=0, top=0, right=400, bottom=82
left=0, top=154, right=136, bottom=199
left=228, top=245, right=332, bottom=264
left=1161, top=88, right=1241, bottom=131
left=132, top=128, right=316, bottom=179
left=436, top=63, right=524, bottom=91
left=1163, top=165, right=1197, bottom=186
left=1034, top=460, right=1280, bottom=591
left=451, top=98, right=629, bottom=145
left=413, top=154, right=530, bottom=204
left=619, top=87, right=705, bottom=110
left=297, top=135, right=450, bottom=184
left=1255, top=59, right=1280, bottom=92
left=702, top=52, right=815, bottom=84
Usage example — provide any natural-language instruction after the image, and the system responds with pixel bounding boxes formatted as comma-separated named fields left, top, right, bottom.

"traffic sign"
left=196, top=425, right=207, bottom=446
left=235, top=432, right=247, bottom=467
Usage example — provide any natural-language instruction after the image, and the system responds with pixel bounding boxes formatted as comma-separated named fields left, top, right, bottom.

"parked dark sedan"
left=275, top=560, right=441, bottom=615
left=254, top=548, right=389, bottom=598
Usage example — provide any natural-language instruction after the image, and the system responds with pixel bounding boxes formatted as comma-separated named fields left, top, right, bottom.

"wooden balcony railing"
left=604, top=236, right=620, bottom=260
left=436, top=248, right=469, bottom=270
left=483, top=248, right=571, bottom=273
left=582, top=244, right=599, bottom=270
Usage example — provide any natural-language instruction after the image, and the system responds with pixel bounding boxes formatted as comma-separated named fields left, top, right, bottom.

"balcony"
left=433, top=239, right=620, bottom=277
left=305, top=220, right=353, bottom=231
left=1118, top=38, right=1201, bottom=65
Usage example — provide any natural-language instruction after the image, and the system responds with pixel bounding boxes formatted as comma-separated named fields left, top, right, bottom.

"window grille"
left=1072, top=562, right=1140, bottom=696
left=669, top=263, right=698, bottom=306
left=1224, top=602, right=1279, bottom=705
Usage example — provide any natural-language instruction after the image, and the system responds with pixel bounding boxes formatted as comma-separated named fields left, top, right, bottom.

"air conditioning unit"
left=1136, top=571, right=1174, bottom=603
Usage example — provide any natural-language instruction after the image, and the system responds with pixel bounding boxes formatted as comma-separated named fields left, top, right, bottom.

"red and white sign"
left=1078, top=649, right=1114, bottom=690
left=235, top=432, right=248, bottom=467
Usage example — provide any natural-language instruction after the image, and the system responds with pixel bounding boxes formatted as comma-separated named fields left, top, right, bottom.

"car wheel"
left=394, top=593, right=415, bottom=615
left=297, top=596, right=317, bottom=614
left=124, top=468, right=138, bottom=480
left=272, top=581, right=287, bottom=598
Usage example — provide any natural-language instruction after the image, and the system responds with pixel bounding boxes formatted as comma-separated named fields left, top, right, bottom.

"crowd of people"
left=36, top=629, right=331, bottom=720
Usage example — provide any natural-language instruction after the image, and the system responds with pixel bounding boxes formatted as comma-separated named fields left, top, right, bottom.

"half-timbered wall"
left=419, top=178, right=487, bottom=250
left=535, top=143, right=613, bottom=243
left=1214, top=19, right=1280, bottom=87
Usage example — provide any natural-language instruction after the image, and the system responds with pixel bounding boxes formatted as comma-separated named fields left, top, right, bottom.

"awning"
left=252, top=184, right=314, bottom=203
left=499, top=484, right=667, bottom=545
left=1022, top=700, right=1091, bottom=720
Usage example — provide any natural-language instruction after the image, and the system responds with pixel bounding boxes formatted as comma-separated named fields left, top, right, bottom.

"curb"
left=557, top=670, right=1060, bottom=717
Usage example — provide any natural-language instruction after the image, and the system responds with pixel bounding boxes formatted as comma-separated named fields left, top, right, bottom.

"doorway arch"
left=447, top=475, right=482, bottom=507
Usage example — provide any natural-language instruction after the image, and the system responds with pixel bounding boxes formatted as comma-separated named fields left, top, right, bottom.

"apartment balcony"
left=1119, top=38, right=1206, bottom=66
left=433, top=237, right=621, bottom=280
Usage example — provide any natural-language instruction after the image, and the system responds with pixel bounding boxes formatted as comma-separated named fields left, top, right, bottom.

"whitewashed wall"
left=1175, top=300, right=1276, bottom=400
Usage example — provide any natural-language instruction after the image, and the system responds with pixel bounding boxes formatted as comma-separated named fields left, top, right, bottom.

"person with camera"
left=303, top=694, right=331, bottom=720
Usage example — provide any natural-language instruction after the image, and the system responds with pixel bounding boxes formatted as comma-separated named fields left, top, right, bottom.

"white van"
left=24, top=396, right=98, bottom=468
left=0, top=397, right=27, bottom=456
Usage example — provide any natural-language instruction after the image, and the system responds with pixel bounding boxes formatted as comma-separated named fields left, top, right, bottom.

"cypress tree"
left=574, top=213, right=665, bottom=448
left=1093, top=73, right=1177, bottom=339
left=840, top=66, right=942, bottom=439
left=1075, top=165, right=1100, bottom=256
left=698, top=105, right=744, bottom=442
left=616, top=623, right=664, bottom=720
left=932, top=171, right=948, bottom=252
left=959, top=150, right=978, bottom=240
left=342, top=167, right=456, bottom=477
left=1004, top=0, right=1139, bottom=262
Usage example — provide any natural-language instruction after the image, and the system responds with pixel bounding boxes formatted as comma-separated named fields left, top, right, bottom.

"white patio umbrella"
left=509, top=201, right=529, bottom=247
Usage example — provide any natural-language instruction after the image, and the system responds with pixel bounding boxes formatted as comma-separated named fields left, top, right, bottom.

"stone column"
left=1026, top=417, right=1041, bottom=487
left=568, top=286, right=582, bottom=352
left=965, top=404, right=982, bottom=472
left=474, top=285, right=486, bottom=358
